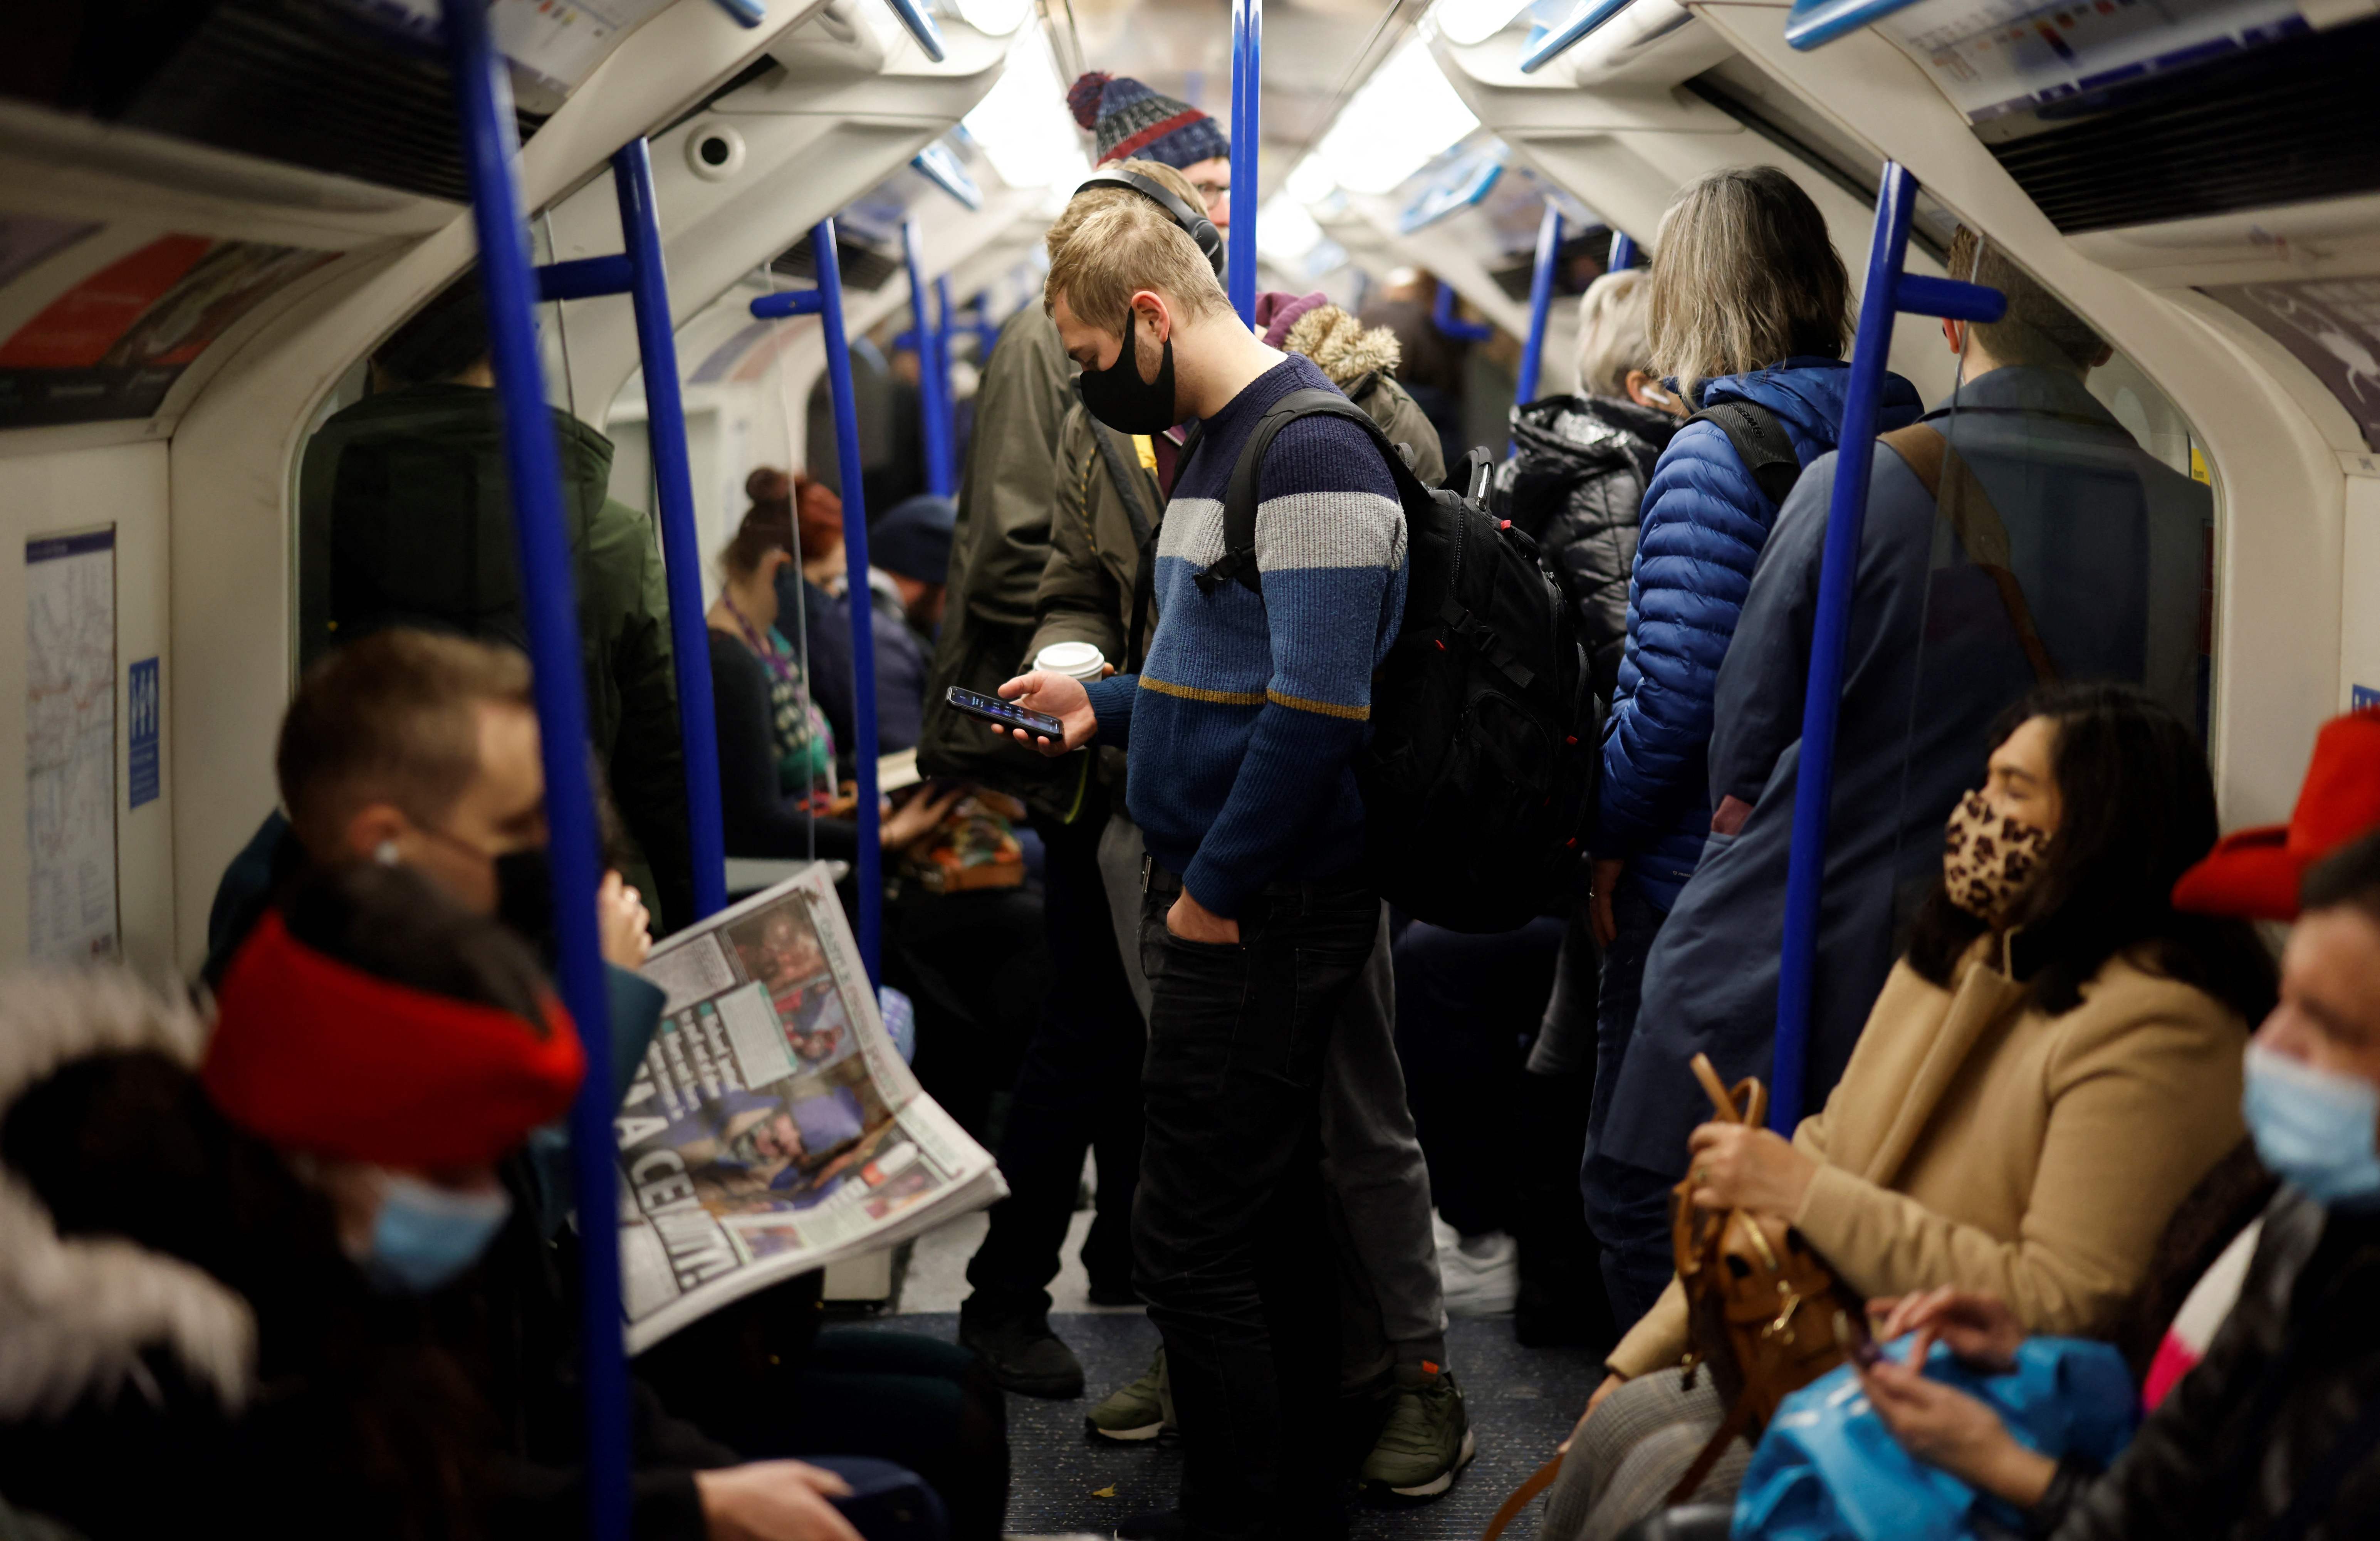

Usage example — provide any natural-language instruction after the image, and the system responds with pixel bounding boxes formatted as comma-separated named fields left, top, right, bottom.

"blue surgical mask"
left=2242, top=1042, right=2380, bottom=1207
left=363, top=1173, right=512, bottom=1293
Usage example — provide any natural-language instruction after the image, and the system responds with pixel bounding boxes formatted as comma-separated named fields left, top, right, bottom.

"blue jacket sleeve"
left=1708, top=455, right=1833, bottom=807
left=1596, top=419, right=1774, bottom=854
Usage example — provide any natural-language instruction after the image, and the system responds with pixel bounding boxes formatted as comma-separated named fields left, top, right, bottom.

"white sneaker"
left=1438, top=1230, right=1519, bottom=1318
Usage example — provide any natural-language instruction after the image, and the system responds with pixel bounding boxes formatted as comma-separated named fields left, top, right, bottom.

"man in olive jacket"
left=298, top=279, right=692, bottom=932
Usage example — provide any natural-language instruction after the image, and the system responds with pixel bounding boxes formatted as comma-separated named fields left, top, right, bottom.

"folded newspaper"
left=616, top=865, right=1005, bottom=1351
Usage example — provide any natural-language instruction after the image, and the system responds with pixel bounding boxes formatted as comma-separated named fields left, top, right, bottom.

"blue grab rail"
left=604, top=140, right=729, bottom=922
left=1519, top=0, right=1634, bottom=73
left=1228, top=0, right=1261, bottom=321
left=1434, top=281, right=1495, bottom=343
left=934, top=273, right=958, bottom=477
left=749, top=225, right=886, bottom=983
left=438, top=5, right=629, bottom=1541
left=1514, top=201, right=1564, bottom=405
left=1767, top=161, right=2004, bottom=1133
left=1608, top=230, right=1636, bottom=270
left=903, top=219, right=957, bottom=498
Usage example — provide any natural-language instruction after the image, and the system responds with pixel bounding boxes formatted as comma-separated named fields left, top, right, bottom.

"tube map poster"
left=26, top=528, right=117, bottom=962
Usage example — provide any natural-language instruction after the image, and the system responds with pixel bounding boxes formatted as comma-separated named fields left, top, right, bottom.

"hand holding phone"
left=950, top=672, right=1096, bottom=756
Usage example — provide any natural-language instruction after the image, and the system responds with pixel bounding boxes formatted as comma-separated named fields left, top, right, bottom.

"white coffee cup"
left=1034, top=641, right=1108, bottom=682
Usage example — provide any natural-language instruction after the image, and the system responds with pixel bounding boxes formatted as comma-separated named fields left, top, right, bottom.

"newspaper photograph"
left=616, top=864, right=1004, bottom=1351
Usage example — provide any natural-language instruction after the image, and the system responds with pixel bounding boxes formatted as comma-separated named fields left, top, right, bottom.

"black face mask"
left=494, top=846, right=557, bottom=964
left=1076, top=308, right=1179, bottom=435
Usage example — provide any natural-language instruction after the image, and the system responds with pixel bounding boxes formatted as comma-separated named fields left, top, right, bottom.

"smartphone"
left=947, top=685, right=1066, bottom=739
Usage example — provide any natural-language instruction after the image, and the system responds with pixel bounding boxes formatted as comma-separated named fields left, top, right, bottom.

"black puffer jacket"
left=1494, top=394, right=1677, bottom=701
left=2038, top=1186, right=2380, bottom=1541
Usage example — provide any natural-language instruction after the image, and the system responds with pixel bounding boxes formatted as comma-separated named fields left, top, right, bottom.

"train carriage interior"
left=3, top=0, right=2379, bottom=1538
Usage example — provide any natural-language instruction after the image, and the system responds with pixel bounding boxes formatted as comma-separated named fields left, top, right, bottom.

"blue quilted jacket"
left=1595, top=357, right=1921, bottom=910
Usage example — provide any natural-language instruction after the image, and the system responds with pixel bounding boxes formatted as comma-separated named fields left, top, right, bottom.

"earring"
left=374, top=840, right=400, bottom=867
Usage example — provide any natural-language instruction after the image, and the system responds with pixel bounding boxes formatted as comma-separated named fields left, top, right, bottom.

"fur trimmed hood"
left=1284, top=305, right=1404, bottom=395
left=0, top=972, right=255, bottom=1420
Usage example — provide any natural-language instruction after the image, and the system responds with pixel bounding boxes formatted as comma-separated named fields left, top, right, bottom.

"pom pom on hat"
left=1068, top=71, right=1112, bottom=130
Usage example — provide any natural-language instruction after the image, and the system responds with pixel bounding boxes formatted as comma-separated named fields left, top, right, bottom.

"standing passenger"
left=1608, top=226, right=2217, bottom=1315
left=1586, top=168, right=1922, bottom=1321
left=995, top=175, right=1415, bottom=1541
left=299, top=276, right=693, bottom=931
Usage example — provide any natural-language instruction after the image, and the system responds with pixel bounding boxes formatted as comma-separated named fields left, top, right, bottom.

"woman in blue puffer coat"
left=1585, top=166, right=1923, bottom=1325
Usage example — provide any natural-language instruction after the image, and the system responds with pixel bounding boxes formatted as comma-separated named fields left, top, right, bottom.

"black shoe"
left=957, top=1302, right=1085, bottom=1398
left=1111, top=1509, right=1188, bottom=1540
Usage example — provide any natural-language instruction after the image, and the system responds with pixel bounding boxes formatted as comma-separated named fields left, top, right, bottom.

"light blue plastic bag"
left=1732, top=1336, right=2137, bottom=1541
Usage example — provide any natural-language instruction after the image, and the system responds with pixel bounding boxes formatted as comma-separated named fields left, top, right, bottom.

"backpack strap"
left=1880, top=423, right=2061, bottom=684
left=1195, top=387, right=1428, bottom=597
left=1683, top=399, right=1803, bottom=510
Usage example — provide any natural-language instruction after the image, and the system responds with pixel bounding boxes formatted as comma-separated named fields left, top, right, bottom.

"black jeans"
left=1135, top=868, right=1380, bottom=1541
left=963, top=806, right=1145, bottom=1311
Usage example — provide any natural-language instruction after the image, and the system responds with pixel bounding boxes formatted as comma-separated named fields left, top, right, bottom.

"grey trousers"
left=1097, top=812, right=1448, bottom=1377
left=1541, top=1369, right=1749, bottom=1541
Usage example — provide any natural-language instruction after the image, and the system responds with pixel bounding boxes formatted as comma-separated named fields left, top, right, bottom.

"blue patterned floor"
left=863, top=1312, right=1600, bottom=1538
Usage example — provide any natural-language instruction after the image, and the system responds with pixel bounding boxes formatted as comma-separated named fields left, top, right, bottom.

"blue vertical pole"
left=814, top=219, right=884, bottom=982
left=1514, top=201, right=1563, bottom=406
left=1767, top=163, right=1916, bottom=1134
left=1608, top=231, right=1636, bottom=271
left=902, top=219, right=955, bottom=499
left=439, top=5, right=627, bottom=1541
left=933, top=273, right=957, bottom=478
left=613, top=139, right=727, bottom=920
left=1227, top=0, right=1261, bottom=322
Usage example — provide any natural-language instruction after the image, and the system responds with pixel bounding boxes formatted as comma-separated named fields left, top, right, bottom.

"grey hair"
left=1573, top=268, right=1654, bottom=400
left=1645, top=166, right=1849, bottom=404
left=1946, top=227, right=2105, bottom=374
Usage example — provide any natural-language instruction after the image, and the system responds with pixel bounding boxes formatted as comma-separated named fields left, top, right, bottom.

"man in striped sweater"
left=994, top=184, right=1430, bottom=1539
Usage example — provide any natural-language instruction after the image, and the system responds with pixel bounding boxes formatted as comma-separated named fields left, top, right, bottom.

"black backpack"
left=1194, top=388, right=1595, bottom=933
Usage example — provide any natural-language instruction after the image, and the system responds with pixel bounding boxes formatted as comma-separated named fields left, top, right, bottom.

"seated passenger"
left=1606, top=228, right=2220, bottom=1324
left=1852, top=823, right=2380, bottom=1540
left=707, top=504, right=962, bottom=862
left=299, top=274, right=692, bottom=929
left=1585, top=168, right=1923, bottom=1322
left=846, top=493, right=955, bottom=755
left=0, top=864, right=883, bottom=1541
left=1539, top=684, right=2276, bottom=1541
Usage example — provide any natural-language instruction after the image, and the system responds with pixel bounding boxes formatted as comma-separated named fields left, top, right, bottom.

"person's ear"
left=1131, top=289, right=1171, bottom=346
left=342, top=802, right=411, bottom=865
left=1942, top=317, right=1965, bottom=355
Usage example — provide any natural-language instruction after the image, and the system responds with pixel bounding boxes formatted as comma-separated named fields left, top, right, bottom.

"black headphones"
left=1075, top=170, right=1227, bottom=282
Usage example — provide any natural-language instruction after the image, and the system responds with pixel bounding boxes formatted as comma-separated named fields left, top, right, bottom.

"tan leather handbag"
left=1663, top=1053, right=1866, bottom=1504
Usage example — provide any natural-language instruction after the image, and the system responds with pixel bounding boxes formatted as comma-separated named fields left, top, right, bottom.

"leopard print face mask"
left=1942, top=789, right=2051, bottom=923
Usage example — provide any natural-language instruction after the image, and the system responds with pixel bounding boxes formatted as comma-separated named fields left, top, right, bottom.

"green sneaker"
left=1084, top=1347, right=1174, bottom=1442
left=1360, top=1364, right=1475, bottom=1499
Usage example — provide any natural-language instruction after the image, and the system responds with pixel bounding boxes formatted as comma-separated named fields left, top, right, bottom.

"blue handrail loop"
left=1767, top=161, right=2003, bottom=1133
left=438, top=4, right=629, bottom=1540
left=1514, top=201, right=1564, bottom=406
left=748, top=228, right=887, bottom=982
left=903, top=219, right=957, bottom=499
left=1228, top=0, right=1261, bottom=321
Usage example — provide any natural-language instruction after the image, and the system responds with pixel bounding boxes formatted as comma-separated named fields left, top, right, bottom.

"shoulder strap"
left=1479, top=1454, right=1564, bottom=1541
left=1879, top=424, right=2061, bottom=684
left=1086, top=420, right=1156, bottom=551
left=1683, top=399, right=1803, bottom=510
left=1197, top=387, right=1426, bottom=597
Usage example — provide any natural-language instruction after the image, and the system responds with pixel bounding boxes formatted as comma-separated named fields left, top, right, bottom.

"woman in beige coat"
left=1544, top=683, right=2279, bottom=1541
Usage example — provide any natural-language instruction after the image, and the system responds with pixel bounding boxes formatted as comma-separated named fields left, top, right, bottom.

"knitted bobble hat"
left=1067, top=72, right=1229, bottom=171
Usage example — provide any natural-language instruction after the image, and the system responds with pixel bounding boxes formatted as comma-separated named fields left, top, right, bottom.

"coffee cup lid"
left=1036, top=641, right=1105, bottom=672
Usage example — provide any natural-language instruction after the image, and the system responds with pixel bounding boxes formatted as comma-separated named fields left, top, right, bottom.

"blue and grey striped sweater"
left=1083, top=355, right=1408, bottom=917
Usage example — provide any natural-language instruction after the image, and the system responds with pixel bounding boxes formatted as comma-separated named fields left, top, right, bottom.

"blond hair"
left=1573, top=267, right=1653, bottom=400
left=1645, top=167, right=1848, bottom=403
left=1043, top=158, right=1229, bottom=332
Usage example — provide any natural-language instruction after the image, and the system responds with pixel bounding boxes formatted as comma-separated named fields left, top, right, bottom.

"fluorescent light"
left=1312, top=39, right=1480, bottom=196
left=961, top=29, right=1092, bottom=193
left=1256, top=193, right=1326, bottom=271
left=1285, top=155, right=1338, bottom=206
left=952, top=0, right=1030, bottom=36
left=1431, top=0, right=1532, bottom=45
